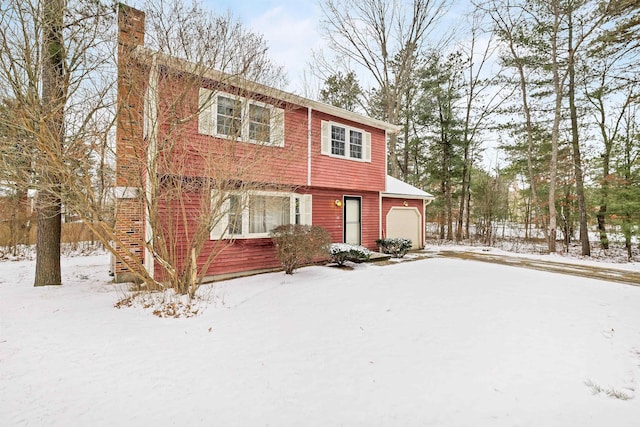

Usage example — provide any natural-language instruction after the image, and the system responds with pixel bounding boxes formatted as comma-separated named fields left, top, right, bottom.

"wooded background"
left=0, top=0, right=638, bottom=289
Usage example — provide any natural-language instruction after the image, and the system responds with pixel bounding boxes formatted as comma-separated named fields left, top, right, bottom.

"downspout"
left=385, top=130, right=389, bottom=177
left=307, top=107, right=312, bottom=186
left=379, top=192, right=383, bottom=240
left=422, top=199, right=426, bottom=248
left=144, top=56, right=158, bottom=278
left=381, top=129, right=388, bottom=240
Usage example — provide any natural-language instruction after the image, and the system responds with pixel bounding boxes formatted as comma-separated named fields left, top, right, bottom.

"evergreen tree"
left=319, top=71, right=362, bottom=112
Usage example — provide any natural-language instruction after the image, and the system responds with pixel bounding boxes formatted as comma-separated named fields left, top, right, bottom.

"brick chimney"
left=113, top=4, right=147, bottom=283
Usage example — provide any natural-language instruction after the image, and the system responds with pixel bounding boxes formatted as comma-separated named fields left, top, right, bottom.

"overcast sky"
left=206, top=0, right=325, bottom=94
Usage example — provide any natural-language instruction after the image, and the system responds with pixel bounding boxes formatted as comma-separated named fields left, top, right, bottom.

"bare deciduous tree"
left=482, top=0, right=550, bottom=241
left=0, top=0, right=114, bottom=284
left=455, top=9, right=508, bottom=241
left=318, top=0, right=451, bottom=178
left=1, top=0, right=291, bottom=296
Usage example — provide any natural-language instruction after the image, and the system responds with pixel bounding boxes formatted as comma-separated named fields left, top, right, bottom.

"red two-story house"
left=113, top=5, right=433, bottom=283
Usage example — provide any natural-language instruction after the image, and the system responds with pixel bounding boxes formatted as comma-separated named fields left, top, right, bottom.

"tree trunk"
left=35, top=0, right=64, bottom=286
left=387, top=126, right=400, bottom=178
left=456, top=144, right=469, bottom=242
left=624, top=218, right=632, bottom=260
left=439, top=156, right=447, bottom=241
left=524, top=192, right=531, bottom=240
left=596, top=205, right=608, bottom=248
left=568, top=11, right=590, bottom=256
left=596, top=96, right=612, bottom=250
left=402, top=104, right=410, bottom=180
left=513, top=56, right=547, bottom=240
left=35, top=194, right=62, bottom=286
left=386, top=91, right=400, bottom=178
left=548, top=7, right=562, bottom=254
left=465, top=173, right=471, bottom=239
left=439, top=103, right=453, bottom=241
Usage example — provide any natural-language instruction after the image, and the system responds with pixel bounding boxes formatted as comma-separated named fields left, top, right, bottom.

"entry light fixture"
left=403, top=201, right=409, bottom=207
left=335, top=199, right=342, bottom=207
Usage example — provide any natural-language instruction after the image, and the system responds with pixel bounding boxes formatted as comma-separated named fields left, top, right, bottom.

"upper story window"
left=321, top=120, right=371, bottom=162
left=198, top=88, right=284, bottom=147
left=331, top=125, right=346, bottom=156
left=350, top=130, right=363, bottom=159
left=217, top=96, right=242, bottom=138
left=249, top=104, right=271, bottom=143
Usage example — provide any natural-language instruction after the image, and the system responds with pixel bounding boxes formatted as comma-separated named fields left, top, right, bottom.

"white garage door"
left=386, top=207, right=422, bottom=249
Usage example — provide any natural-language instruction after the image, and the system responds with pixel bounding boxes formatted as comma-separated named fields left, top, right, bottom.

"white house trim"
left=114, top=187, right=141, bottom=199
left=143, top=56, right=159, bottom=279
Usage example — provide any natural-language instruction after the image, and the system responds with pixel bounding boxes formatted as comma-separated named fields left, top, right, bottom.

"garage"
left=386, top=207, right=422, bottom=249
left=382, top=175, right=434, bottom=250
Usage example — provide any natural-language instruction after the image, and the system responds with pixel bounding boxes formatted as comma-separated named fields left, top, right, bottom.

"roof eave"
left=131, top=46, right=401, bottom=133
left=381, top=192, right=435, bottom=200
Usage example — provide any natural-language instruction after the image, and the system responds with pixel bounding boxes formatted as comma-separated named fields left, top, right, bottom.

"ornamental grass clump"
left=329, top=243, right=372, bottom=266
left=270, top=225, right=332, bottom=274
left=376, top=237, right=412, bottom=258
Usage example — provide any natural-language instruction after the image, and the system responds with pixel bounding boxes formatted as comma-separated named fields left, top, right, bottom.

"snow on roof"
left=383, top=175, right=434, bottom=200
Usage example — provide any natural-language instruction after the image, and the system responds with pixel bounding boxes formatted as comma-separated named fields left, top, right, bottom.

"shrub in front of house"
left=376, top=237, right=412, bottom=258
left=329, top=243, right=372, bottom=266
left=270, top=224, right=332, bottom=274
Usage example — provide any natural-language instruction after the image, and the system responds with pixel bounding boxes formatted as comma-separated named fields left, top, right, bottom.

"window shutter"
left=210, top=191, right=229, bottom=240
left=363, top=131, right=372, bottom=162
left=321, top=121, right=331, bottom=155
left=198, top=88, right=215, bottom=135
left=301, top=194, right=313, bottom=225
left=270, top=106, right=285, bottom=147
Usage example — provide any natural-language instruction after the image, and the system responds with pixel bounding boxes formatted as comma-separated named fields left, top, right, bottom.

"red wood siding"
left=310, top=111, right=386, bottom=192
left=307, top=188, right=380, bottom=250
left=198, top=238, right=281, bottom=277
left=151, top=186, right=383, bottom=280
left=116, top=5, right=396, bottom=282
left=154, top=72, right=309, bottom=187
left=381, top=197, right=425, bottom=246
left=152, top=187, right=282, bottom=280
left=144, top=75, right=393, bottom=279
left=153, top=75, right=389, bottom=193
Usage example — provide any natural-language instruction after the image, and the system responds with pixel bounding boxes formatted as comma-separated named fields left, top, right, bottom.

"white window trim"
left=321, top=120, right=371, bottom=163
left=198, top=88, right=285, bottom=147
left=210, top=190, right=312, bottom=240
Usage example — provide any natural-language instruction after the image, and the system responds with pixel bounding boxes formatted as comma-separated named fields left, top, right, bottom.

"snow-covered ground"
left=2, top=252, right=640, bottom=426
